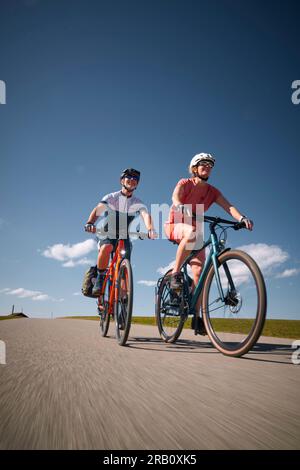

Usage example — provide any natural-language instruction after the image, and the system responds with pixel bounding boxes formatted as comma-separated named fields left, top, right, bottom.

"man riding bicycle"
left=85, top=168, right=156, bottom=296
left=164, top=153, right=253, bottom=335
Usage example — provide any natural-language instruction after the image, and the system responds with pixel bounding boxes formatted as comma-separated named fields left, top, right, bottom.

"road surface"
left=0, top=318, right=299, bottom=449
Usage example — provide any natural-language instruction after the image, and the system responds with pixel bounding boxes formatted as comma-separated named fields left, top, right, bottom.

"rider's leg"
left=189, top=250, right=206, bottom=316
left=163, top=223, right=196, bottom=283
left=93, top=243, right=114, bottom=295
left=97, top=244, right=114, bottom=270
left=189, top=252, right=206, bottom=335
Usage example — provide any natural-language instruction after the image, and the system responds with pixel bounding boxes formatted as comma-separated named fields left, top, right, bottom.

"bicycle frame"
left=181, top=226, right=234, bottom=313
left=98, top=239, right=127, bottom=315
left=95, top=230, right=149, bottom=317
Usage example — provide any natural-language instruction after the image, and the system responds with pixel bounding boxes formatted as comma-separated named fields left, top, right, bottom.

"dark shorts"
left=97, top=237, right=132, bottom=260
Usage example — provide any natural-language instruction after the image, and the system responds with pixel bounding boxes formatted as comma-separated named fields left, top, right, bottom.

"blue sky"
left=0, top=0, right=299, bottom=319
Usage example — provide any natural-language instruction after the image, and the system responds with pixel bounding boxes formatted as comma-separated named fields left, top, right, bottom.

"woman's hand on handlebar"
left=240, top=216, right=253, bottom=231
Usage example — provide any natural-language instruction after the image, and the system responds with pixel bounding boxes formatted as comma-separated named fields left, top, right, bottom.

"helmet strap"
left=121, top=182, right=136, bottom=194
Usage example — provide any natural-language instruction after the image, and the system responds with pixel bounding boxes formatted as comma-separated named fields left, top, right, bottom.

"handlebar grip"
left=233, top=221, right=246, bottom=231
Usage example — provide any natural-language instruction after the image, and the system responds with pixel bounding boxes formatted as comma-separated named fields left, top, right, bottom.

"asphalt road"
left=0, top=318, right=299, bottom=450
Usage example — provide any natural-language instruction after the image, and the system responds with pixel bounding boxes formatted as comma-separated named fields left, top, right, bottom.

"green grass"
left=0, top=315, right=22, bottom=320
left=58, top=316, right=300, bottom=339
left=260, top=320, right=300, bottom=339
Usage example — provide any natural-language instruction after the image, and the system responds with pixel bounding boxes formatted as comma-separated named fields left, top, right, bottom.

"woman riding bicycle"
left=164, top=153, right=253, bottom=334
left=85, top=168, right=156, bottom=296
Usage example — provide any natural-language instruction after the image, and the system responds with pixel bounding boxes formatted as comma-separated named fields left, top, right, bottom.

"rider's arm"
left=172, top=184, right=185, bottom=207
left=86, top=203, right=107, bottom=224
left=215, top=194, right=253, bottom=230
left=140, top=210, right=157, bottom=238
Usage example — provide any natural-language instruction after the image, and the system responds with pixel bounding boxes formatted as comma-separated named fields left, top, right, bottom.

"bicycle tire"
left=99, top=279, right=111, bottom=337
left=155, top=270, right=186, bottom=343
left=202, top=249, right=267, bottom=357
left=115, top=258, right=133, bottom=346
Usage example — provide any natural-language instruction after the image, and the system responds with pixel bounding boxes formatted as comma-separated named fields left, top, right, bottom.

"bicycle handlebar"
left=204, top=215, right=246, bottom=230
left=95, top=229, right=149, bottom=240
left=127, top=231, right=149, bottom=240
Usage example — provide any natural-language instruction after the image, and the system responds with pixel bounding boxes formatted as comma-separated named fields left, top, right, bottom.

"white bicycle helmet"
left=189, top=153, right=215, bottom=171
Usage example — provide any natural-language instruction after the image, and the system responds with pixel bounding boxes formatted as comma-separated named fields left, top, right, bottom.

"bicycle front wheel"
left=202, top=249, right=267, bottom=357
left=99, top=278, right=111, bottom=337
left=155, top=270, right=186, bottom=343
left=115, top=258, right=133, bottom=346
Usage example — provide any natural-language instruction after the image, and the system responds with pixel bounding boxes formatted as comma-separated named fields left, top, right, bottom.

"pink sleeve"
left=176, top=178, right=189, bottom=187
left=211, top=185, right=221, bottom=201
left=175, top=179, right=191, bottom=198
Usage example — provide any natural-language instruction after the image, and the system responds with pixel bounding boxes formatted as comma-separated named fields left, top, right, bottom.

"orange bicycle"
left=96, top=230, right=149, bottom=346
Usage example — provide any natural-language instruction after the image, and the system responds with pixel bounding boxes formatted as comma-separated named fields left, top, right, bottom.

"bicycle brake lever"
left=233, top=222, right=245, bottom=231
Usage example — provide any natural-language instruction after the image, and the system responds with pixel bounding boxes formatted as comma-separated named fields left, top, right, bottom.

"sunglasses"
left=198, top=161, right=214, bottom=168
left=125, top=175, right=139, bottom=181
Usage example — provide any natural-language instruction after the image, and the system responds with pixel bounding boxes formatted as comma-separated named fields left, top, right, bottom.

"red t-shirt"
left=166, top=178, right=221, bottom=224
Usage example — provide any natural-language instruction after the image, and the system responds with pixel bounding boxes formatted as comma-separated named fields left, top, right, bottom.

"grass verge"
left=58, top=316, right=300, bottom=339
left=0, top=315, right=22, bottom=321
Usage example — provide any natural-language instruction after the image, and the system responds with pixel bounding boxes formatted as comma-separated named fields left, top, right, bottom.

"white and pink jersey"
left=96, top=190, right=148, bottom=239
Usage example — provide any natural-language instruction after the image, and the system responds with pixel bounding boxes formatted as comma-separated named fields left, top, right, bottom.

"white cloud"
left=43, top=239, right=97, bottom=262
left=157, top=260, right=175, bottom=275
left=237, top=243, right=289, bottom=273
left=156, top=244, right=290, bottom=287
left=219, top=260, right=251, bottom=287
left=276, top=268, right=300, bottom=279
left=2, top=288, right=60, bottom=302
left=157, top=259, right=194, bottom=277
left=62, top=257, right=94, bottom=268
left=0, top=288, right=11, bottom=293
left=138, top=280, right=157, bottom=287
left=73, top=292, right=82, bottom=296
left=32, top=294, right=50, bottom=301
left=218, top=244, right=290, bottom=286
left=7, top=288, right=43, bottom=298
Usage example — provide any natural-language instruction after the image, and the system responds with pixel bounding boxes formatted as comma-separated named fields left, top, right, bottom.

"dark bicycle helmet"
left=120, top=168, right=141, bottom=181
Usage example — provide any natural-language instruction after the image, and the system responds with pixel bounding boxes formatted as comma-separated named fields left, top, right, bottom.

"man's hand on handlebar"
left=84, top=223, right=96, bottom=233
left=148, top=229, right=158, bottom=239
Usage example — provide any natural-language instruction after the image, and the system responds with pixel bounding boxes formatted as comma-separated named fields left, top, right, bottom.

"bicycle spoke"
left=119, top=300, right=127, bottom=323
left=155, top=271, right=185, bottom=343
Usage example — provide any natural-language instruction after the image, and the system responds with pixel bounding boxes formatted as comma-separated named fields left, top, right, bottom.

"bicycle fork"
left=212, top=249, right=237, bottom=305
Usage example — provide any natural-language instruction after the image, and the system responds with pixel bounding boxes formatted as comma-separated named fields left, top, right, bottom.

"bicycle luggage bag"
left=82, top=265, right=98, bottom=298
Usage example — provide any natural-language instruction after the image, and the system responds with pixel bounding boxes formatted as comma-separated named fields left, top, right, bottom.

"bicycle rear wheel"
left=99, top=278, right=111, bottom=337
left=202, top=249, right=267, bottom=357
left=155, top=270, right=186, bottom=343
left=115, top=258, right=133, bottom=346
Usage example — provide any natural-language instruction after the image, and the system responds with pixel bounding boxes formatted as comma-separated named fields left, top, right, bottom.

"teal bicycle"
left=155, top=216, right=267, bottom=357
